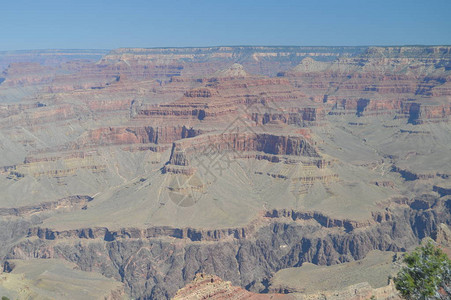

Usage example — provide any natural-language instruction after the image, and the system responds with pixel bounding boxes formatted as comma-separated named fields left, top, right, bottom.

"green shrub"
left=394, top=240, right=450, bottom=299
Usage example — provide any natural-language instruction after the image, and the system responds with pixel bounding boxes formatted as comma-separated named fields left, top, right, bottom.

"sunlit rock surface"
left=0, top=46, right=450, bottom=299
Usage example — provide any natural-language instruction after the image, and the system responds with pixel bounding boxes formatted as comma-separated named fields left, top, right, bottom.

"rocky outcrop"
left=76, top=125, right=202, bottom=148
left=173, top=273, right=294, bottom=300
left=21, top=206, right=399, bottom=243
left=279, top=46, right=451, bottom=124
left=138, top=65, right=306, bottom=121
left=164, top=132, right=319, bottom=172
left=139, top=92, right=296, bottom=122
left=0, top=102, right=48, bottom=118
left=391, top=166, right=449, bottom=181
left=5, top=197, right=450, bottom=299
left=0, top=103, right=78, bottom=127
left=101, top=46, right=365, bottom=77
left=433, top=185, right=451, bottom=197
left=433, top=223, right=451, bottom=248
left=271, top=282, right=400, bottom=300
left=1, top=62, right=54, bottom=86
left=176, top=273, right=400, bottom=300
left=400, top=101, right=451, bottom=124
left=212, top=63, right=250, bottom=78
left=26, top=223, right=254, bottom=242
left=164, top=133, right=323, bottom=174
left=0, top=195, right=92, bottom=216
left=251, top=107, right=325, bottom=125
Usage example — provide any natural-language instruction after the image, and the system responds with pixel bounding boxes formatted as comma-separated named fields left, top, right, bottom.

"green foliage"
left=2, top=296, right=10, bottom=300
left=394, top=240, right=451, bottom=300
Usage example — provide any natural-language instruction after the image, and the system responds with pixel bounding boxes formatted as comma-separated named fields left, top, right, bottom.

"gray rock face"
left=3, top=199, right=450, bottom=299
left=0, top=218, right=31, bottom=258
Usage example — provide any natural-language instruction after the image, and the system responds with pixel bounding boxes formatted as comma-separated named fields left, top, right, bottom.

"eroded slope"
left=0, top=46, right=449, bottom=299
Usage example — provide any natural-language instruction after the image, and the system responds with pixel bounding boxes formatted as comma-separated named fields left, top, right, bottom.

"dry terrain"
left=0, top=46, right=450, bottom=299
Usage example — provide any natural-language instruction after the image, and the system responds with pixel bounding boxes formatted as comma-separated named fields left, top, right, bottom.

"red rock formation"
left=251, top=107, right=325, bottom=125
left=164, top=132, right=319, bottom=171
left=173, top=273, right=295, bottom=300
left=138, top=66, right=308, bottom=121
left=1, top=62, right=54, bottom=86
left=77, top=126, right=202, bottom=148
left=279, top=47, right=451, bottom=122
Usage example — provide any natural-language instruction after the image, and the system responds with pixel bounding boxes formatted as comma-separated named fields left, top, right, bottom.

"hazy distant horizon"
left=2, top=44, right=451, bottom=53
left=2, top=0, right=451, bottom=51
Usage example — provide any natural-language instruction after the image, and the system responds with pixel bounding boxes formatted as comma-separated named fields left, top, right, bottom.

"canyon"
left=0, top=46, right=450, bottom=299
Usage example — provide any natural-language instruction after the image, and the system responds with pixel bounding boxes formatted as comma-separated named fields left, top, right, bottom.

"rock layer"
left=0, top=46, right=450, bottom=299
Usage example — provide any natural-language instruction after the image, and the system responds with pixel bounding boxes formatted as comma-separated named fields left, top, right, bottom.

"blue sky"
left=1, top=0, right=451, bottom=51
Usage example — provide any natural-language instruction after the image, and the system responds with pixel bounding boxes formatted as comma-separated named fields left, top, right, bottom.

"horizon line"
left=2, top=44, right=451, bottom=52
